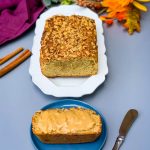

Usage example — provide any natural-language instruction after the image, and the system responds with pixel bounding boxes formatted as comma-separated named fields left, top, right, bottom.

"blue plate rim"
left=30, top=99, right=107, bottom=150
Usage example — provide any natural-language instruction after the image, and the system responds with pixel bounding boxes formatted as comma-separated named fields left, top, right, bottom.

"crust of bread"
left=35, top=133, right=101, bottom=144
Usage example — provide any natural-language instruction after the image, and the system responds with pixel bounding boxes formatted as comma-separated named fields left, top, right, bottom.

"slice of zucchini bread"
left=32, top=107, right=102, bottom=143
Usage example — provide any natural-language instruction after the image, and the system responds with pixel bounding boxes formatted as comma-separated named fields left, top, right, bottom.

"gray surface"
left=0, top=5, right=150, bottom=150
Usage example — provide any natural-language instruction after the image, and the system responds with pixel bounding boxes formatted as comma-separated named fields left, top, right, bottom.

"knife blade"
left=112, top=109, right=138, bottom=150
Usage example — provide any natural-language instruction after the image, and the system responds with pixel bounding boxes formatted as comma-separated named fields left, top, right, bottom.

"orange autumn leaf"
left=116, top=12, right=127, bottom=21
left=105, top=19, right=113, bottom=25
left=99, top=16, right=114, bottom=25
left=100, top=0, right=141, bottom=34
left=101, top=0, right=133, bottom=19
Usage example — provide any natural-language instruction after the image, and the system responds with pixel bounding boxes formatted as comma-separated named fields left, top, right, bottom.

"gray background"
left=0, top=4, right=150, bottom=150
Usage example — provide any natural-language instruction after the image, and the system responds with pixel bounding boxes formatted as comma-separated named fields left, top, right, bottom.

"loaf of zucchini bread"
left=40, top=15, right=98, bottom=77
left=32, top=107, right=102, bottom=144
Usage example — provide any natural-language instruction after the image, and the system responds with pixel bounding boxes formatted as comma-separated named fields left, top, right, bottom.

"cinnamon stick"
left=0, top=47, right=24, bottom=65
left=0, top=49, right=32, bottom=77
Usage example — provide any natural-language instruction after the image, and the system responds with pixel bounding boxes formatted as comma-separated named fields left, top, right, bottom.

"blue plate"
left=30, top=99, right=107, bottom=150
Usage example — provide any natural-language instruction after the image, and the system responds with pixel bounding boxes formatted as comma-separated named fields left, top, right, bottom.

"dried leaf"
left=61, top=0, right=74, bottom=5
left=133, top=1, right=147, bottom=11
left=123, top=7, right=141, bottom=34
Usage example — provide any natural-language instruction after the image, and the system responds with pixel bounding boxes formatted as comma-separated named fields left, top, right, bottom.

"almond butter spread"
left=32, top=107, right=101, bottom=134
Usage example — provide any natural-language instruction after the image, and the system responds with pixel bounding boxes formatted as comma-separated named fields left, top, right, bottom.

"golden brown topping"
left=40, top=15, right=98, bottom=61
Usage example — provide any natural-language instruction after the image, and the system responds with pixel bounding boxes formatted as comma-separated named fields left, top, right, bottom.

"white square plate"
left=29, top=5, right=108, bottom=97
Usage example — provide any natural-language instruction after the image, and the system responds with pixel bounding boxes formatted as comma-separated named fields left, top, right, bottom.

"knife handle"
left=112, top=136, right=125, bottom=150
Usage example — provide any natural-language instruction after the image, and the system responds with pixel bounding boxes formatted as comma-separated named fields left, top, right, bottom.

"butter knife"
left=112, top=109, right=138, bottom=150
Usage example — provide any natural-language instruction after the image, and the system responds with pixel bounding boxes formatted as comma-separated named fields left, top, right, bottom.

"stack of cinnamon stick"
left=0, top=47, right=32, bottom=77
